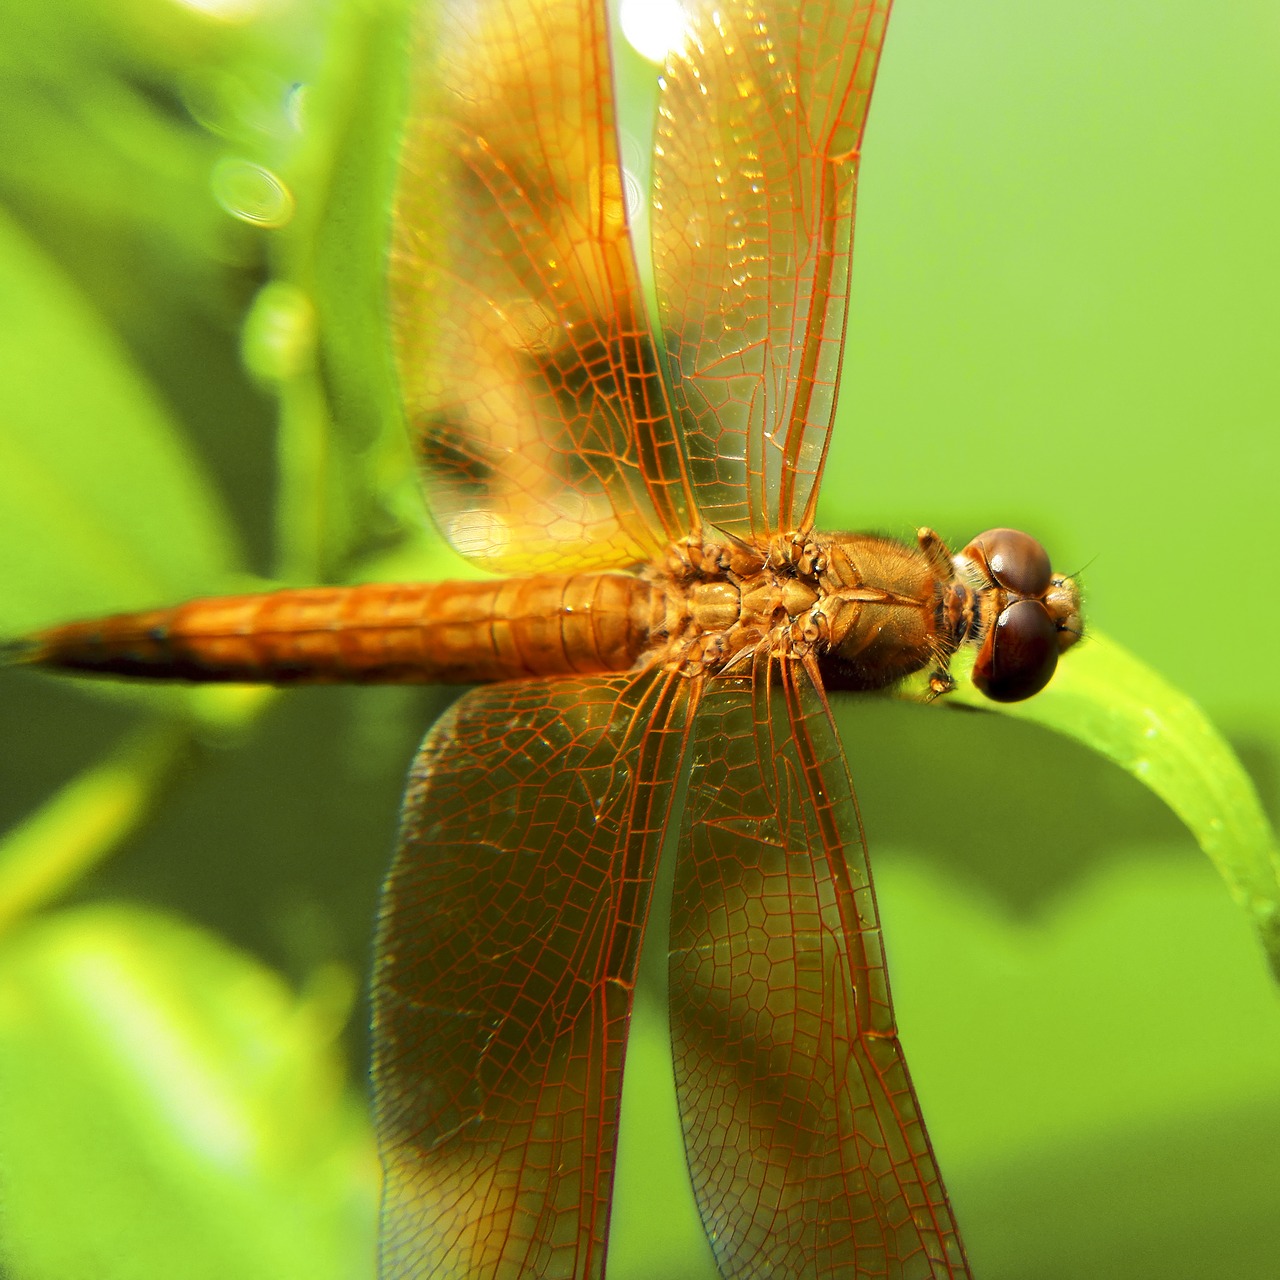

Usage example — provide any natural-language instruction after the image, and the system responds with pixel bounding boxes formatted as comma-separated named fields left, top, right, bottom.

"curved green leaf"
left=948, top=631, right=1280, bottom=979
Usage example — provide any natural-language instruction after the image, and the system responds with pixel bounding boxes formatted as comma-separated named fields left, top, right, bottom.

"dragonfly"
left=11, top=0, right=1082, bottom=1275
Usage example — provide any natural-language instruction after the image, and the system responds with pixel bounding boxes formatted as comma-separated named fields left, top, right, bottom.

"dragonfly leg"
left=917, top=526, right=956, bottom=581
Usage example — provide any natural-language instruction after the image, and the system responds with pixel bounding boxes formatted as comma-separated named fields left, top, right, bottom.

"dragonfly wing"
left=652, top=0, right=892, bottom=537
left=374, top=671, right=694, bottom=1279
left=670, top=654, right=970, bottom=1278
left=391, top=0, right=695, bottom=574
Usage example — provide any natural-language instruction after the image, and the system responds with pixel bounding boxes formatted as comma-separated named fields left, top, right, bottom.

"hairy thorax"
left=648, top=529, right=960, bottom=691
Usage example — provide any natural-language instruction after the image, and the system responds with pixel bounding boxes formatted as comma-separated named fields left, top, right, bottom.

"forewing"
left=652, top=0, right=892, bottom=537
left=390, top=0, right=694, bottom=574
left=669, top=654, right=970, bottom=1278
left=374, top=672, right=693, bottom=1279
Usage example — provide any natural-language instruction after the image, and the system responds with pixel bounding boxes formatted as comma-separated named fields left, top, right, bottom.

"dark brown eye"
left=969, top=528, right=1052, bottom=597
left=972, top=599, right=1059, bottom=702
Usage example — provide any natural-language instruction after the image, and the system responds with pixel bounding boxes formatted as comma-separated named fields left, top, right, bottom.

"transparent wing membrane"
left=652, top=1, right=891, bottom=536
left=374, top=672, right=694, bottom=1278
left=376, top=1, right=972, bottom=1275
left=390, top=0, right=694, bottom=573
left=669, top=656, right=970, bottom=1278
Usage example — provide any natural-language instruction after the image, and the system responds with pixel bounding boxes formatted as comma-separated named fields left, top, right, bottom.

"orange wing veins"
left=375, top=0, right=974, bottom=1276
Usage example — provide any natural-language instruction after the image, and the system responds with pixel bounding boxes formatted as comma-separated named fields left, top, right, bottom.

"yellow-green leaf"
left=0, top=905, right=376, bottom=1280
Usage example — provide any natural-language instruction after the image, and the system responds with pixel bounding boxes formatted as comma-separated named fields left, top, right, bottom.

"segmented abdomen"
left=21, top=574, right=661, bottom=685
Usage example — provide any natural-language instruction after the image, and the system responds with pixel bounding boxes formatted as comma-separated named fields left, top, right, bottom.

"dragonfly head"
left=953, top=527, right=1083, bottom=703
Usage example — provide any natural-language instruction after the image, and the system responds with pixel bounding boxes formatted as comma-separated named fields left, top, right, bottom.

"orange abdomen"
left=21, top=574, right=662, bottom=685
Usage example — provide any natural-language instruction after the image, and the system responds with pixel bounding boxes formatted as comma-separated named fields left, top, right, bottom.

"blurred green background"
left=0, top=0, right=1277, bottom=1277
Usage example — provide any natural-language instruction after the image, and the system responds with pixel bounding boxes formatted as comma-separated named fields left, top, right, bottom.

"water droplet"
left=622, top=167, right=642, bottom=221
left=212, top=158, right=294, bottom=228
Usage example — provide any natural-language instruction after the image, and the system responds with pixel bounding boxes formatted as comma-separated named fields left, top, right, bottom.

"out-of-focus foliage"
left=0, top=0, right=420, bottom=1270
left=0, top=0, right=1277, bottom=1277
left=0, top=205, right=242, bottom=631
left=0, top=906, right=375, bottom=1280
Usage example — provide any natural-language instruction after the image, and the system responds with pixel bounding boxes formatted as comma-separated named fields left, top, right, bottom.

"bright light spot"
left=171, top=0, right=267, bottom=22
left=620, top=0, right=689, bottom=64
left=59, top=940, right=256, bottom=1169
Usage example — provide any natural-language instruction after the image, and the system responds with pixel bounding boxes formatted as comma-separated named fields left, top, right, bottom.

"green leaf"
left=948, top=631, right=1280, bottom=979
left=0, top=206, right=245, bottom=632
left=0, top=688, right=279, bottom=934
left=265, top=0, right=426, bottom=584
left=0, top=724, right=192, bottom=935
left=881, top=849, right=1280, bottom=1279
left=0, top=905, right=376, bottom=1280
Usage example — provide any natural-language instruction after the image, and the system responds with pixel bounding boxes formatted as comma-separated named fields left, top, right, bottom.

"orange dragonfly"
left=13, top=0, right=1082, bottom=1275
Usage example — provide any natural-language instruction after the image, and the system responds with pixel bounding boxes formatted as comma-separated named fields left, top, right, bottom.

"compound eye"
left=969, top=527, right=1052, bottom=597
left=972, top=599, right=1059, bottom=702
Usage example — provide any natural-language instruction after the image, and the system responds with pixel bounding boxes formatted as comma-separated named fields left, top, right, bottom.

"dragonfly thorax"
left=654, top=529, right=947, bottom=688
left=652, top=526, right=1081, bottom=703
